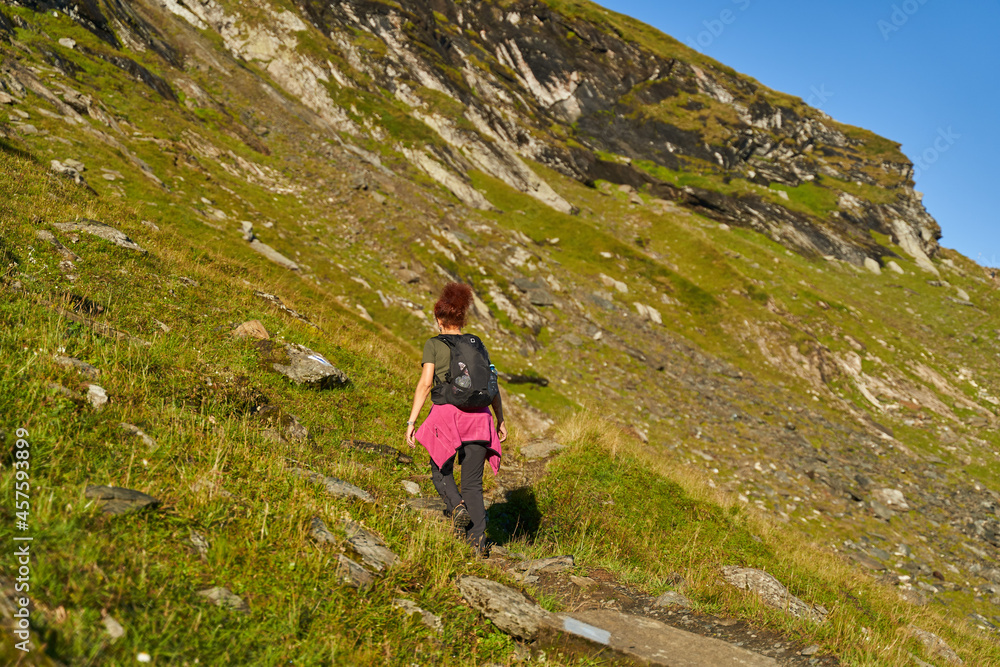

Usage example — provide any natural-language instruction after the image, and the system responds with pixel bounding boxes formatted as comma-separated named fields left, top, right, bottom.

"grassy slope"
left=1, top=2, right=999, bottom=665
left=2, top=145, right=997, bottom=665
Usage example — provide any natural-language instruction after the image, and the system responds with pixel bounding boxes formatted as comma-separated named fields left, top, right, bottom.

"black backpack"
left=431, top=334, right=499, bottom=409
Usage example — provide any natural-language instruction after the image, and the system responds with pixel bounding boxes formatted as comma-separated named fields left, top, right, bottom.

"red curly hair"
left=434, top=282, right=473, bottom=328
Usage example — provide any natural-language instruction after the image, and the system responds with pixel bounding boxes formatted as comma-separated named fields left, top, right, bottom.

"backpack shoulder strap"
left=435, top=334, right=456, bottom=348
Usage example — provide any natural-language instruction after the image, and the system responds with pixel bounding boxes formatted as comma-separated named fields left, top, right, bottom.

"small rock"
left=849, top=553, right=886, bottom=571
left=86, top=384, right=108, bottom=409
left=310, top=517, right=338, bottom=545
left=85, top=485, right=159, bottom=515
left=570, top=575, right=597, bottom=589
left=887, top=260, right=904, bottom=274
left=249, top=239, right=299, bottom=271
left=457, top=576, right=550, bottom=640
left=0, top=92, right=14, bottom=105
left=864, top=258, right=882, bottom=275
left=102, top=614, right=125, bottom=640
left=345, top=519, right=397, bottom=572
left=271, top=343, right=349, bottom=388
left=654, top=591, right=693, bottom=609
left=398, top=269, right=421, bottom=284
left=634, top=302, right=662, bottom=325
left=47, top=382, right=81, bottom=402
left=527, top=288, right=555, bottom=306
left=233, top=320, right=269, bottom=340
left=910, top=626, right=963, bottom=664
left=393, top=598, right=442, bottom=631
left=870, top=499, right=895, bottom=521
left=58, top=37, right=76, bottom=49
left=401, top=480, right=420, bottom=496
left=512, top=277, right=543, bottom=292
left=120, top=423, right=157, bottom=450
left=197, top=587, right=249, bottom=614
left=800, top=644, right=820, bottom=656
left=336, top=554, right=373, bottom=590
left=53, top=354, right=101, bottom=380
left=520, top=439, right=565, bottom=461
left=291, top=467, right=374, bottom=503
left=51, top=159, right=87, bottom=184
left=190, top=475, right=233, bottom=498
left=598, top=273, right=628, bottom=293
left=189, top=531, right=209, bottom=559
left=53, top=220, right=146, bottom=253
left=406, top=497, right=447, bottom=515
left=513, top=555, right=574, bottom=575
left=257, top=406, right=309, bottom=443
left=872, top=488, right=909, bottom=511
left=721, top=566, right=826, bottom=623
left=141, top=220, right=160, bottom=231
left=240, top=221, right=255, bottom=242
left=343, top=439, right=412, bottom=464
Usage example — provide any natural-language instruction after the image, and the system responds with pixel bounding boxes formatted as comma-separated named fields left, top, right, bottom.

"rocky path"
left=410, top=447, right=839, bottom=666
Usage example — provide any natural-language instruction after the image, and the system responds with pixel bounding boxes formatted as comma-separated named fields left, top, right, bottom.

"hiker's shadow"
left=486, top=486, right=542, bottom=546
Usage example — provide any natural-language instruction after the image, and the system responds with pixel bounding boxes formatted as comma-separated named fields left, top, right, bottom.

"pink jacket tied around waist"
left=415, top=404, right=502, bottom=475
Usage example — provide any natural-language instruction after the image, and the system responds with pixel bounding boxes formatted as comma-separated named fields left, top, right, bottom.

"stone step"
left=541, top=610, right=780, bottom=667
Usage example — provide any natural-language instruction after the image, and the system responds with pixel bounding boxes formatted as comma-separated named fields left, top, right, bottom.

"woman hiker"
left=405, top=282, right=507, bottom=553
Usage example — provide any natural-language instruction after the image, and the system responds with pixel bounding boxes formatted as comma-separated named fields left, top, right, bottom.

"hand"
left=406, top=423, right=416, bottom=447
left=496, top=420, right=507, bottom=443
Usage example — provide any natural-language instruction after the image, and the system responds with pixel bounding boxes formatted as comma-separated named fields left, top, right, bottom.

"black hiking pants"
left=429, top=441, right=488, bottom=547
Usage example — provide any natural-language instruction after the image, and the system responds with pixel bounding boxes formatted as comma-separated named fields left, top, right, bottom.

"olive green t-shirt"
left=422, top=337, right=451, bottom=385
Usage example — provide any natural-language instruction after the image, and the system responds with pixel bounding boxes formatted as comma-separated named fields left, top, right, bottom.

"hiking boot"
left=471, top=539, right=491, bottom=559
left=452, top=502, right=472, bottom=538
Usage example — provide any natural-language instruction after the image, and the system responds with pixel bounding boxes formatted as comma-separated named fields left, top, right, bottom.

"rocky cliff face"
left=7, top=0, right=941, bottom=268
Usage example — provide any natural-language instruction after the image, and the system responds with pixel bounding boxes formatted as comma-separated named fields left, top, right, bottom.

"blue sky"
left=598, top=1, right=1000, bottom=266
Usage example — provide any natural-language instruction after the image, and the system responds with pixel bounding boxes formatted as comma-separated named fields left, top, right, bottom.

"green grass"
left=3, top=3, right=1000, bottom=664
left=496, top=415, right=1000, bottom=665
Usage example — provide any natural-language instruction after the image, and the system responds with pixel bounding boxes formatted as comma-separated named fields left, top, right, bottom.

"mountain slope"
left=1, top=0, right=1000, bottom=664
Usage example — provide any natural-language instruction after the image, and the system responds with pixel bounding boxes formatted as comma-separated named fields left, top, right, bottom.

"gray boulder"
left=393, top=598, right=442, bottom=631
left=406, top=497, right=448, bottom=515
left=86, top=384, right=109, bottom=409
left=291, top=468, right=373, bottom=503
left=310, top=517, right=338, bottom=545
left=197, top=587, right=249, bottom=614
left=910, top=626, right=963, bottom=664
left=513, top=555, right=574, bottom=575
left=456, top=576, right=550, bottom=640
left=527, top=289, right=555, bottom=306
left=721, top=566, right=826, bottom=623
left=336, top=555, right=373, bottom=590
left=654, top=591, right=694, bottom=609
left=520, top=438, right=565, bottom=461
left=872, top=488, right=909, bottom=511
left=120, top=423, right=157, bottom=450
left=249, top=239, right=299, bottom=271
left=343, top=438, right=413, bottom=464
left=272, top=344, right=348, bottom=388
left=85, top=486, right=159, bottom=515
left=53, top=354, right=100, bottom=380
left=53, top=220, right=146, bottom=253
left=345, top=520, right=397, bottom=572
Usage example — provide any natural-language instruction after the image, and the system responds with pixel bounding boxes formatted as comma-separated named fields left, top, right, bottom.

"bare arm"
left=491, top=388, right=507, bottom=442
left=406, top=363, right=436, bottom=446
